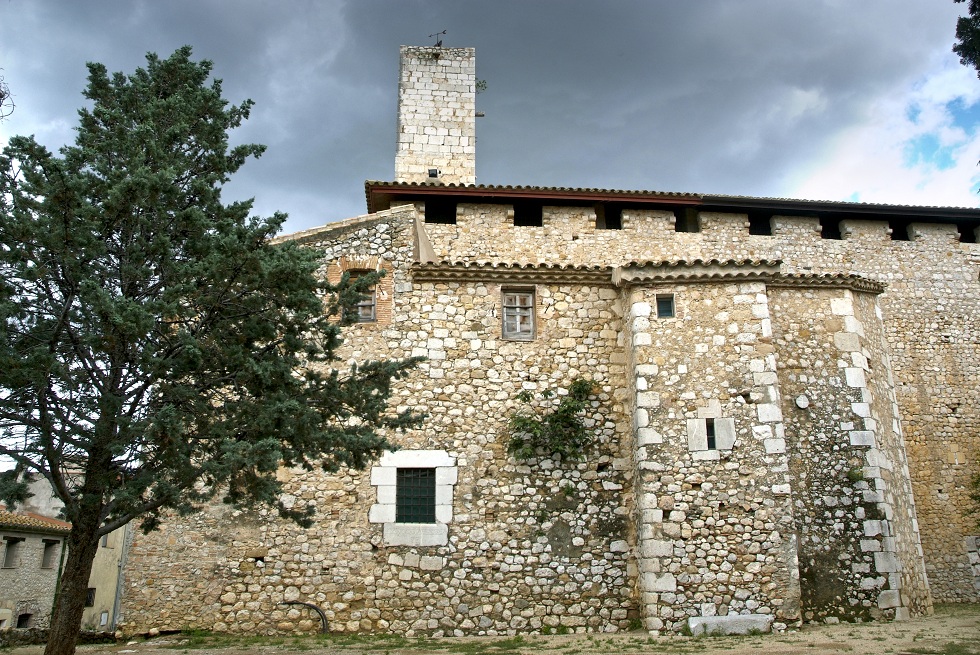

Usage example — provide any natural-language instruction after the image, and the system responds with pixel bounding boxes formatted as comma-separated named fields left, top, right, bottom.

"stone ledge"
left=688, top=614, right=773, bottom=636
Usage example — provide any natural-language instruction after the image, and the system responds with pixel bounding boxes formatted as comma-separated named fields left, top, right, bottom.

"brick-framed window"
left=326, top=257, right=392, bottom=326
left=502, top=289, right=535, bottom=340
left=347, top=270, right=377, bottom=323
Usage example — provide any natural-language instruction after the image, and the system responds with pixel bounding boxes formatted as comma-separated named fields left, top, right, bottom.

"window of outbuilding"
left=16, top=613, right=32, bottom=629
left=85, top=588, right=97, bottom=607
left=41, top=540, right=59, bottom=569
left=2, top=537, right=23, bottom=568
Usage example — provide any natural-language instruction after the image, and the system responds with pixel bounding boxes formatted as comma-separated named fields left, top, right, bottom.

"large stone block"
left=688, top=614, right=773, bottom=636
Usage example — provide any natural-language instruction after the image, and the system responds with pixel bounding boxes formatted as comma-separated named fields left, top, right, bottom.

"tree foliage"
left=507, top=378, right=598, bottom=461
left=0, top=47, right=420, bottom=655
left=955, top=0, right=980, bottom=77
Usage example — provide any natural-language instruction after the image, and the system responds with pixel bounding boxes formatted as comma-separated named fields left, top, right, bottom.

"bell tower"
left=395, top=45, right=476, bottom=185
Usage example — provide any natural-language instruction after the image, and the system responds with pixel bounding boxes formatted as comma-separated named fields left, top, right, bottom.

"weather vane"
left=429, top=30, right=446, bottom=47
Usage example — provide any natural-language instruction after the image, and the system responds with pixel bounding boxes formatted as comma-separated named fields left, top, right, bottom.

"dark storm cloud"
left=0, top=1, right=971, bottom=232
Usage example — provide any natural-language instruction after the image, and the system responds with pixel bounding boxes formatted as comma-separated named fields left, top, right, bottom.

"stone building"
left=116, top=45, right=980, bottom=636
left=0, top=506, right=70, bottom=631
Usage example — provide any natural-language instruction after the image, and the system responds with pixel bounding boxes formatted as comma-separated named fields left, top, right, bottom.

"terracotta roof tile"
left=0, top=506, right=71, bottom=534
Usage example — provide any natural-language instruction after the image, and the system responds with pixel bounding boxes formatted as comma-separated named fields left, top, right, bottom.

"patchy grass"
left=905, top=643, right=980, bottom=655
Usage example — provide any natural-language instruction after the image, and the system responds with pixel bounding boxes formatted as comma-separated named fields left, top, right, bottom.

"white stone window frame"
left=369, top=449, right=456, bottom=546
left=687, top=417, right=736, bottom=461
left=501, top=288, right=536, bottom=341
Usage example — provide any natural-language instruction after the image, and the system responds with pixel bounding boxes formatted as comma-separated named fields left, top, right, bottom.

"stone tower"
left=395, top=45, right=476, bottom=185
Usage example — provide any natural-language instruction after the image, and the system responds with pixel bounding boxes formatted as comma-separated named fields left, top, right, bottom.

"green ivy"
left=507, top=378, right=598, bottom=461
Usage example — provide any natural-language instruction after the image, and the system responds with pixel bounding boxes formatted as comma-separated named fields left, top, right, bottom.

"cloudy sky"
left=2, top=1, right=979, bottom=234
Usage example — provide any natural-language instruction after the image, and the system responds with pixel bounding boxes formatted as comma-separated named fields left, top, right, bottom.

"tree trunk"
left=44, top=512, right=101, bottom=655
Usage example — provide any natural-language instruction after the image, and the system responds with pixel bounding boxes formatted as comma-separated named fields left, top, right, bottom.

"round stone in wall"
left=795, top=395, right=810, bottom=409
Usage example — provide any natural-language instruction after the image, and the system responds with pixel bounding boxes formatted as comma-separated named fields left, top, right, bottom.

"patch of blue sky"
left=905, top=104, right=921, bottom=125
left=903, top=133, right=956, bottom=171
left=945, top=96, right=980, bottom=135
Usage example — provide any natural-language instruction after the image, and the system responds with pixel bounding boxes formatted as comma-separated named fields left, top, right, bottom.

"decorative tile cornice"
left=613, top=259, right=782, bottom=286
left=410, top=261, right=612, bottom=285
left=411, top=258, right=885, bottom=294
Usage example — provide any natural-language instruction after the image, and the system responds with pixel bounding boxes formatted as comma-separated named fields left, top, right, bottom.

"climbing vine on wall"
left=507, top=378, right=598, bottom=460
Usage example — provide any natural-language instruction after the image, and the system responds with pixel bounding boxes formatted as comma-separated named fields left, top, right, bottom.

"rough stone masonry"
left=116, top=45, right=980, bottom=637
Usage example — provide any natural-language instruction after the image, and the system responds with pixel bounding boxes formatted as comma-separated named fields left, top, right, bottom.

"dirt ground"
left=9, top=604, right=980, bottom=655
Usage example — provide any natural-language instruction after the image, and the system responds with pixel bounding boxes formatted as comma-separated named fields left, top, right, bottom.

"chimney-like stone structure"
left=395, top=45, right=476, bottom=185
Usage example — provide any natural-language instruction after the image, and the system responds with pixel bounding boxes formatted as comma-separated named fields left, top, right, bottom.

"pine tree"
left=0, top=47, right=421, bottom=655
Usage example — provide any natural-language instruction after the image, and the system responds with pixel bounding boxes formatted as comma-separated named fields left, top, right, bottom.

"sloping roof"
left=0, top=506, right=71, bottom=535
left=365, top=180, right=980, bottom=223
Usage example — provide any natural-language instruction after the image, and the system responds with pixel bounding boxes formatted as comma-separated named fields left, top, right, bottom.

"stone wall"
left=625, top=279, right=800, bottom=631
left=420, top=202, right=979, bottom=602
left=118, top=201, right=977, bottom=636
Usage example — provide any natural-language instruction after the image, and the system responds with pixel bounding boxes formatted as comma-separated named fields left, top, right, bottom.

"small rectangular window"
left=502, top=290, right=535, bottom=340
left=85, top=588, right=97, bottom=607
left=348, top=271, right=377, bottom=323
left=656, top=294, right=675, bottom=318
left=706, top=418, right=717, bottom=450
left=16, top=613, right=32, bottom=629
left=41, top=540, right=59, bottom=568
left=2, top=537, right=23, bottom=568
left=396, top=468, right=436, bottom=523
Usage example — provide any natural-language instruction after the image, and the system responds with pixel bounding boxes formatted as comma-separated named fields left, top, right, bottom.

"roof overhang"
left=366, top=181, right=980, bottom=226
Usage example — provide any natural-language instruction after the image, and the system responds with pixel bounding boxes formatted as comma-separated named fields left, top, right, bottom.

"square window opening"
left=595, top=204, right=623, bottom=230
left=502, top=289, right=535, bottom=340
left=656, top=294, right=675, bottom=318
left=396, top=468, right=436, bottom=523
left=819, top=216, right=842, bottom=240
left=513, top=202, right=543, bottom=227
left=674, top=208, right=700, bottom=233
left=85, top=588, right=97, bottom=607
left=748, top=212, right=773, bottom=236
left=424, top=198, right=457, bottom=224
left=16, top=613, right=32, bottom=629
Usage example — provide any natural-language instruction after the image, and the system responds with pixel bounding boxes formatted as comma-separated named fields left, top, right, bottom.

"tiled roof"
left=364, top=180, right=980, bottom=218
left=0, top=506, right=71, bottom=535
